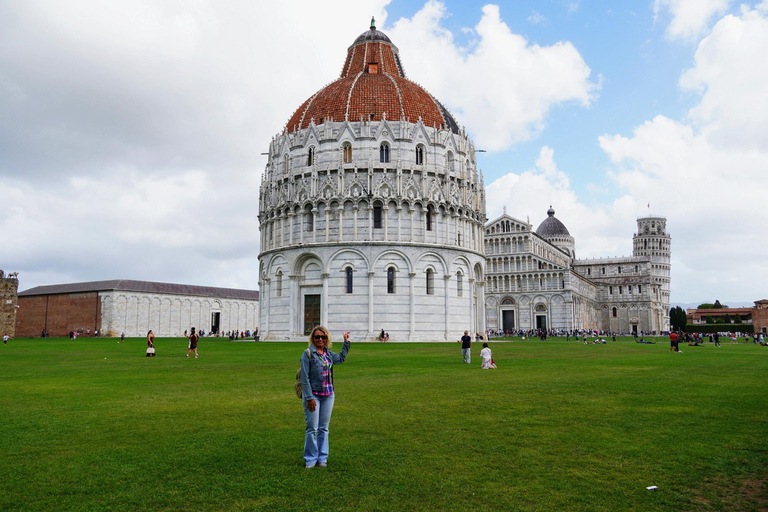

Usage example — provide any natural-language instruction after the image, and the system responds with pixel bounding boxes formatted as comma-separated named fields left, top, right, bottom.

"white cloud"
left=483, top=3, right=768, bottom=302
left=0, top=0, right=391, bottom=291
left=388, top=2, right=597, bottom=150
left=528, top=11, right=546, bottom=24
left=598, top=3, right=768, bottom=301
left=485, top=147, right=636, bottom=260
left=0, top=0, right=600, bottom=293
left=654, top=0, right=731, bottom=40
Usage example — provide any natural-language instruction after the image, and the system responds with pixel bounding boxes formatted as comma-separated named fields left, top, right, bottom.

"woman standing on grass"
left=300, top=326, right=351, bottom=469
left=187, top=327, right=199, bottom=358
left=146, top=330, right=156, bottom=357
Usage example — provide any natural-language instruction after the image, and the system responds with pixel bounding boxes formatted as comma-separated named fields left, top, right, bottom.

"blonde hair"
left=307, top=325, right=332, bottom=349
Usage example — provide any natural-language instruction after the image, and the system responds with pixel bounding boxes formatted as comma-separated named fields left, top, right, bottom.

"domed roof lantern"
left=371, top=16, right=376, bottom=29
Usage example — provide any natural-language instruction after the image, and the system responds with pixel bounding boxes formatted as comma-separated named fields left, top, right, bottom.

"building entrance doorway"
left=211, top=312, right=221, bottom=335
left=303, top=294, right=321, bottom=335
left=502, top=310, right=515, bottom=332
left=535, top=315, right=547, bottom=330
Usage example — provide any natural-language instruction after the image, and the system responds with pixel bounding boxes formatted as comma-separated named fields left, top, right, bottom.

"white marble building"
left=485, top=209, right=671, bottom=334
left=18, top=280, right=259, bottom=338
left=258, top=20, right=487, bottom=341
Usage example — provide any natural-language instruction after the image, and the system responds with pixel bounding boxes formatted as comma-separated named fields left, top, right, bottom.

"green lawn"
left=1, top=337, right=766, bottom=511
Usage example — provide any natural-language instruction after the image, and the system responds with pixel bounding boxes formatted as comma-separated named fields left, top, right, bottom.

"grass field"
left=1, top=337, right=766, bottom=511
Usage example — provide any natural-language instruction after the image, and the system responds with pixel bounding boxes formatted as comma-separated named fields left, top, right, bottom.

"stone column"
left=321, top=272, right=329, bottom=327
left=409, top=208, right=414, bottom=242
left=325, top=206, right=330, bottom=242
left=288, top=212, right=294, bottom=245
left=383, top=205, right=389, bottom=241
left=311, top=208, right=318, bottom=243
left=338, top=206, right=344, bottom=242
left=444, top=274, right=451, bottom=340
left=396, top=205, right=402, bottom=241
left=367, top=271, right=375, bottom=338
left=353, top=206, right=359, bottom=239
left=262, top=278, right=271, bottom=338
left=409, top=272, right=416, bottom=340
left=289, top=275, right=298, bottom=337
left=469, top=277, right=476, bottom=337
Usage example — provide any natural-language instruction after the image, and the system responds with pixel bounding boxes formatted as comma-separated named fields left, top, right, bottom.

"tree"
left=698, top=303, right=715, bottom=309
left=705, top=315, right=714, bottom=324
left=723, top=314, right=732, bottom=324
left=733, top=314, right=742, bottom=324
left=670, top=306, right=687, bottom=331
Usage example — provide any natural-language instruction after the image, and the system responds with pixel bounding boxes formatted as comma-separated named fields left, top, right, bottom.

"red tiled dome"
left=284, top=21, right=459, bottom=134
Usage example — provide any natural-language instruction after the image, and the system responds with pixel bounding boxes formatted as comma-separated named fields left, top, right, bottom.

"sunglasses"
left=313, top=334, right=327, bottom=340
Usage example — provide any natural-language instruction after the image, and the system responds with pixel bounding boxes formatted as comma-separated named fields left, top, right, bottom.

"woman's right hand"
left=306, top=399, right=317, bottom=412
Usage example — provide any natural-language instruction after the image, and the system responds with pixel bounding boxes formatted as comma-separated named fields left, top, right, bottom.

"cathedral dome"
left=536, top=207, right=571, bottom=237
left=284, top=19, right=459, bottom=134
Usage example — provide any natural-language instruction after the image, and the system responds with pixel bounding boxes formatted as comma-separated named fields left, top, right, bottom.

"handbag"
left=295, top=349, right=310, bottom=399
left=294, top=368, right=303, bottom=399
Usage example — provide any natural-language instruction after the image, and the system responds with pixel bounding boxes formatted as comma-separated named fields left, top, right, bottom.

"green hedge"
left=686, top=324, right=754, bottom=334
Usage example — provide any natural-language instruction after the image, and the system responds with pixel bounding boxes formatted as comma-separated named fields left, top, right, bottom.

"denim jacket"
left=300, top=341, right=350, bottom=401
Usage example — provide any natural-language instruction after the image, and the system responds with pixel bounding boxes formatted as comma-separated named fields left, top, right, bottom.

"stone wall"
left=1, top=272, right=19, bottom=337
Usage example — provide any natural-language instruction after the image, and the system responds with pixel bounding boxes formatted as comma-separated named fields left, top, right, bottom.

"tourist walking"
left=146, top=330, right=156, bottom=357
left=187, top=327, right=199, bottom=358
left=300, top=326, right=351, bottom=469
left=459, top=330, right=472, bottom=363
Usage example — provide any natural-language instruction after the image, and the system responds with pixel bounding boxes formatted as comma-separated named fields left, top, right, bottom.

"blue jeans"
left=462, top=348, right=471, bottom=363
left=303, top=393, right=335, bottom=466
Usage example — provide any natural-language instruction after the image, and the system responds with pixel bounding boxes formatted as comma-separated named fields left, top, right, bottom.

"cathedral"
left=257, top=21, right=671, bottom=340
left=484, top=209, right=671, bottom=334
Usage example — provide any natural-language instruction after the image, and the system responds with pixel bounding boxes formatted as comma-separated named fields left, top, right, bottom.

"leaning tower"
left=633, top=217, right=671, bottom=331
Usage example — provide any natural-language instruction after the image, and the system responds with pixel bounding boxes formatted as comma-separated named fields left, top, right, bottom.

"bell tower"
left=633, top=217, right=671, bottom=330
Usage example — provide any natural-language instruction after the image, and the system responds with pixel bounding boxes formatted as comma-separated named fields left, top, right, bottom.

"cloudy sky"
left=1, top=0, right=766, bottom=305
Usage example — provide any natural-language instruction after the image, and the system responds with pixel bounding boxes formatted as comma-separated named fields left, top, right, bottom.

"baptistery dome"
left=284, top=18, right=459, bottom=135
left=258, top=20, right=487, bottom=342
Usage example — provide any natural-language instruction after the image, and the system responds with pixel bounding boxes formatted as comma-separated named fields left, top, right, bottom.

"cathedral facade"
left=257, top=20, right=487, bottom=341
left=484, top=209, right=671, bottom=334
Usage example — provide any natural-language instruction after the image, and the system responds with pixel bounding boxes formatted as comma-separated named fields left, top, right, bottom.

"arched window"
left=305, top=205, right=313, bottom=232
left=283, top=155, right=289, bottom=174
left=346, top=267, right=353, bottom=294
left=343, top=143, right=352, bottom=164
left=307, top=147, right=315, bottom=166
left=447, top=152, right=454, bottom=172
left=612, top=307, right=617, bottom=318
left=618, top=266, right=622, bottom=274
left=379, top=143, right=390, bottom=163
left=387, top=267, right=395, bottom=294
left=276, top=271, right=283, bottom=297
left=457, top=272, right=463, bottom=297
left=426, top=269, right=434, bottom=295
left=416, top=145, right=424, bottom=165
left=426, top=206, right=433, bottom=231
left=373, top=203, right=382, bottom=229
